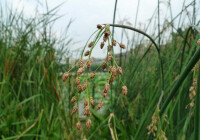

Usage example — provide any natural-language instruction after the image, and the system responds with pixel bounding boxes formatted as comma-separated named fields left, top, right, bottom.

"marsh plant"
left=62, top=24, right=127, bottom=133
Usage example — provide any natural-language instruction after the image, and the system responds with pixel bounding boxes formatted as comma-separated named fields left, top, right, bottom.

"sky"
left=1, top=0, right=199, bottom=58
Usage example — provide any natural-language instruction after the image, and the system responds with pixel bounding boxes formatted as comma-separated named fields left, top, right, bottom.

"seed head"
left=79, top=59, right=84, bottom=68
left=112, top=40, right=117, bottom=46
left=122, top=86, right=128, bottom=95
left=90, top=97, right=95, bottom=106
left=72, top=105, right=78, bottom=114
left=90, top=72, right=96, bottom=79
left=119, top=43, right=126, bottom=49
left=108, top=66, right=112, bottom=73
left=190, top=102, right=194, bottom=108
left=77, top=67, right=85, bottom=75
left=104, top=83, right=110, bottom=92
left=107, top=54, right=112, bottom=62
left=82, top=82, right=87, bottom=91
left=77, top=84, right=82, bottom=92
left=112, top=66, right=117, bottom=77
left=75, top=77, right=80, bottom=85
left=84, top=98, right=88, bottom=107
left=109, top=75, right=115, bottom=83
left=70, top=96, right=77, bottom=103
left=88, top=41, right=93, bottom=48
left=62, top=72, right=69, bottom=82
left=84, top=105, right=91, bottom=116
left=97, top=101, right=103, bottom=110
left=86, top=59, right=92, bottom=69
left=76, top=122, right=81, bottom=130
left=103, top=92, right=108, bottom=98
left=102, top=61, right=107, bottom=70
left=104, top=31, right=110, bottom=37
left=97, top=24, right=102, bottom=29
left=86, top=119, right=92, bottom=129
left=103, top=36, right=108, bottom=42
left=100, top=42, right=104, bottom=49
left=84, top=50, right=90, bottom=56
left=117, top=67, right=123, bottom=75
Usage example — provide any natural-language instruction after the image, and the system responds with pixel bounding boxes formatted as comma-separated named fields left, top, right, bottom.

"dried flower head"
left=76, top=122, right=81, bottom=130
left=122, top=86, right=128, bottom=95
left=70, top=96, right=77, bottom=103
left=88, top=41, right=93, bottom=48
left=102, top=61, right=107, bottom=70
left=84, top=105, right=91, bottom=116
left=86, top=119, right=92, bottom=129
left=77, top=84, right=82, bottom=92
left=84, top=98, right=88, bottom=107
left=75, top=77, right=80, bottom=85
left=119, top=43, right=126, bottom=49
left=90, top=72, right=96, bottom=79
left=97, top=101, right=103, bottom=110
left=103, top=36, right=108, bottom=42
left=112, top=40, right=117, bottom=46
left=72, top=105, right=78, bottom=114
left=112, top=66, right=117, bottom=77
left=82, top=82, right=87, bottom=91
left=62, top=72, right=69, bottom=82
left=86, top=59, right=92, bottom=69
left=104, top=83, right=110, bottom=92
left=107, top=54, right=112, bottom=62
left=104, top=31, right=110, bottom=37
left=103, top=92, right=108, bottom=98
left=79, top=59, right=84, bottom=68
left=84, top=50, right=90, bottom=56
left=97, top=24, right=102, bottom=29
left=109, top=75, right=115, bottom=83
left=117, top=67, right=123, bottom=75
left=100, top=42, right=104, bottom=49
left=90, top=97, right=95, bottom=106
left=77, top=67, right=85, bottom=75
left=108, top=66, right=112, bottom=73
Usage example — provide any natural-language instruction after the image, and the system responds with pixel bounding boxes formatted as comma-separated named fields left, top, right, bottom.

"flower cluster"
left=62, top=24, right=128, bottom=132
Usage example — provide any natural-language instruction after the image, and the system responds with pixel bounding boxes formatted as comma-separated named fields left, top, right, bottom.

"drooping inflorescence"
left=62, top=24, right=128, bottom=134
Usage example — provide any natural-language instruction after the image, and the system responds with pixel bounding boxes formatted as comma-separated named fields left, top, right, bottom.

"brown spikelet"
left=82, top=82, right=87, bottom=91
left=75, top=77, right=80, bottom=85
left=72, top=106, right=78, bottom=114
left=97, top=101, right=103, bottom=110
left=100, top=42, right=104, bottom=49
left=77, top=84, right=82, bottom=92
left=79, top=59, right=84, bottom=68
left=97, top=24, right=102, bottom=29
left=76, top=122, right=81, bottom=130
left=86, top=59, right=92, bottom=69
left=190, top=102, right=194, bottom=108
left=70, top=96, right=77, bottom=103
left=84, top=98, right=88, bottom=107
left=84, top=50, right=90, bottom=56
left=77, top=67, right=85, bottom=75
left=86, top=119, right=92, bottom=129
left=119, top=43, right=126, bottom=49
left=107, top=54, right=112, bottom=62
left=117, top=67, right=123, bottom=75
left=102, top=61, right=107, bottom=70
left=104, top=83, right=110, bottom=92
left=112, top=66, right=117, bottom=77
left=84, top=105, right=91, bottom=116
left=103, top=36, right=108, bottom=42
left=90, top=72, right=96, bottom=79
left=104, top=31, right=110, bottom=37
left=122, top=86, right=128, bottom=95
left=103, top=92, right=108, bottom=98
left=88, top=41, right=93, bottom=48
left=112, top=40, right=117, bottom=46
left=109, top=75, right=115, bottom=83
left=108, top=66, right=112, bottom=73
left=62, top=72, right=69, bottom=82
left=90, top=97, right=95, bottom=106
